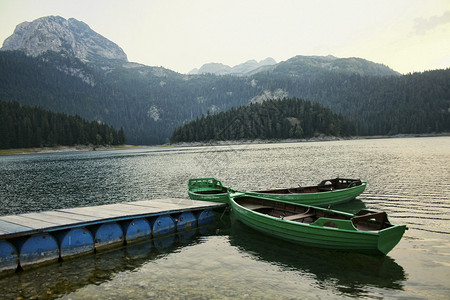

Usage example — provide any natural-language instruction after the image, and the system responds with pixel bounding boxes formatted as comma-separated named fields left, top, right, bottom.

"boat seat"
left=283, top=212, right=316, bottom=221
left=244, top=203, right=273, bottom=211
left=352, top=212, right=387, bottom=230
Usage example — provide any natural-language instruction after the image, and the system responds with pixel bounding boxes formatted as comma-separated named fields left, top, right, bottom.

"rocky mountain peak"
left=1, top=16, right=127, bottom=63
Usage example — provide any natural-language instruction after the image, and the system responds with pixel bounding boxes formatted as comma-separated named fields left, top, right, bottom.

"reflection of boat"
left=187, top=178, right=230, bottom=203
left=230, top=193, right=406, bottom=255
left=228, top=214, right=406, bottom=296
left=328, top=198, right=367, bottom=215
left=244, top=178, right=366, bottom=206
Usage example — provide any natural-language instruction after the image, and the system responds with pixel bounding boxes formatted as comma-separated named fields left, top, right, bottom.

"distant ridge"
left=271, top=55, right=400, bottom=77
left=189, top=57, right=277, bottom=75
left=190, top=55, right=399, bottom=77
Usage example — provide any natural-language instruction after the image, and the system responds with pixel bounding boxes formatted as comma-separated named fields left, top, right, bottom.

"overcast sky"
left=0, top=0, right=449, bottom=74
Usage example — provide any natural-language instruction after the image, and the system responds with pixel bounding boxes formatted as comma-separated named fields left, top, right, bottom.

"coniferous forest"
left=0, top=51, right=449, bottom=145
left=170, top=98, right=357, bottom=143
left=0, top=100, right=125, bottom=149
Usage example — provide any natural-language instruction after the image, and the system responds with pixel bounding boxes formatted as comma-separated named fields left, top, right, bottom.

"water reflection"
left=226, top=214, right=406, bottom=298
left=0, top=138, right=448, bottom=298
left=328, top=198, right=367, bottom=214
left=0, top=201, right=406, bottom=299
left=0, top=224, right=217, bottom=299
left=0, top=207, right=408, bottom=300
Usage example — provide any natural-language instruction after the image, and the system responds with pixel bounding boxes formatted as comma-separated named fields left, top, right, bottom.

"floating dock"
left=0, top=198, right=226, bottom=273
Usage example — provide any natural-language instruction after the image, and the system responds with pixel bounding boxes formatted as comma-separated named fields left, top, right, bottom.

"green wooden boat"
left=243, top=178, right=366, bottom=206
left=187, top=178, right=230, bottom=203
left=230, top=193, right=406, bottom=255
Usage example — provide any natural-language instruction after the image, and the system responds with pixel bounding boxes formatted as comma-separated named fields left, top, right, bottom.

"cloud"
left=414, top=11, right=450, bottom=35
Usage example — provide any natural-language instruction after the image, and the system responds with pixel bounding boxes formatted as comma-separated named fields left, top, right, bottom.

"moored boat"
left=229, top=193, right=406, bottom=255
left=244, top=178, right=366, bottom=206
left=187, top=178, right=230, bottom=203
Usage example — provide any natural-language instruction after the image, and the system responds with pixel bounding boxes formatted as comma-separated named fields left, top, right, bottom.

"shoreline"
left=0, top=145, right=145, bottom=156
left=168, top=132, right=450, bottom=148
left=1, top=133, right=448, bottom=155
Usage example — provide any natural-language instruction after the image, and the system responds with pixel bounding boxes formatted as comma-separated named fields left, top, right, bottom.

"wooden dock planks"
left=0, top=219, right=32, bottom=234
left=0, top=198, right=225, bottom=239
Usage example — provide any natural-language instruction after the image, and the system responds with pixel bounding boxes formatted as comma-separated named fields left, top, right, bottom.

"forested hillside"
left=0, top=100, right=125, bottom=149
left=0, top=51, right=448, bottom=145
left=269, top=55, right=400, bottom=77
left=252, top=69, right=450, bottom=135
left=170, top=98, right=356, bottom=143
left=0, top=51, right=253, bottom=144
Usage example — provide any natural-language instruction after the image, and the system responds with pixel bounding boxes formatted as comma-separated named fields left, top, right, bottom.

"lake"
left=0, top=137, right=449, bottom=299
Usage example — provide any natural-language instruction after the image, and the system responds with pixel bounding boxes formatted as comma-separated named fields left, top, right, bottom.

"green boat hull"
left=187, top=190, right=230, bottom=203
left=245, top=183, right=366, bottom=206
left=188, top=178, right=366, bottom=206
left=187, top=178, right=230, bottom=203
left=230, top=194, right=406, bottom=255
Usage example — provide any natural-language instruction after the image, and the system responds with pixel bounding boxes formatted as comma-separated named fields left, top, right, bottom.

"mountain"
left=0, top=50, right=186, bottom=145
left=0, top=16, right=448, bottom=145
left=189, top=57, right=277, bottom=75
left=270, top=55, right=400, bottom=77
left=1, top=16, right=127, bottom=64
left=189, top=56, right=398, bottom=77
left=191, top=62, right=232, bottom=75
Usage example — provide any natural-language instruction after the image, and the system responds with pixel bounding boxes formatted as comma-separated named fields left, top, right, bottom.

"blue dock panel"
left=0, top=198, right=225, bottom=272
left=91, top=222, right=124, bottom=250
left=197, top=209, right=215, bottom=226
left=56, top=228, right=95, bottom=259
left=152, top=215, right=175, bottom=237
left=0, top=240, right=18, bottom=273
left=122, top=218, right=152, bottom=243
left=18, top=233, right=59, bottom=269
left=175, top=211, right=197, bottom=231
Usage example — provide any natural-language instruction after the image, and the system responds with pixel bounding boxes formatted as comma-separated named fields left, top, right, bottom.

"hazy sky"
left=0, top=0, right=449, bottom=74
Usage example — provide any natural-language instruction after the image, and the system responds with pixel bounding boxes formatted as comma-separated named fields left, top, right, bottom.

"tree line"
left=0, top=51, right=448, bottom=145
left=252, top=68, right=450, bottom=135
left=0, top=100, right=125, bottom=149
left=170, top=98, right=357, bottom=143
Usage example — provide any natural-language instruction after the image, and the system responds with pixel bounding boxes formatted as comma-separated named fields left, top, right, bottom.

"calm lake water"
left=0, top=137, right=449, bottom=299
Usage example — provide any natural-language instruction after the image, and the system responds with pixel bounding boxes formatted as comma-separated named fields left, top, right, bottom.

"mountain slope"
left=0, top=51, right=191, bottom=145
left=0, top=16, right=448, bottom=145
left=1, top=50, right=448, bottom=144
